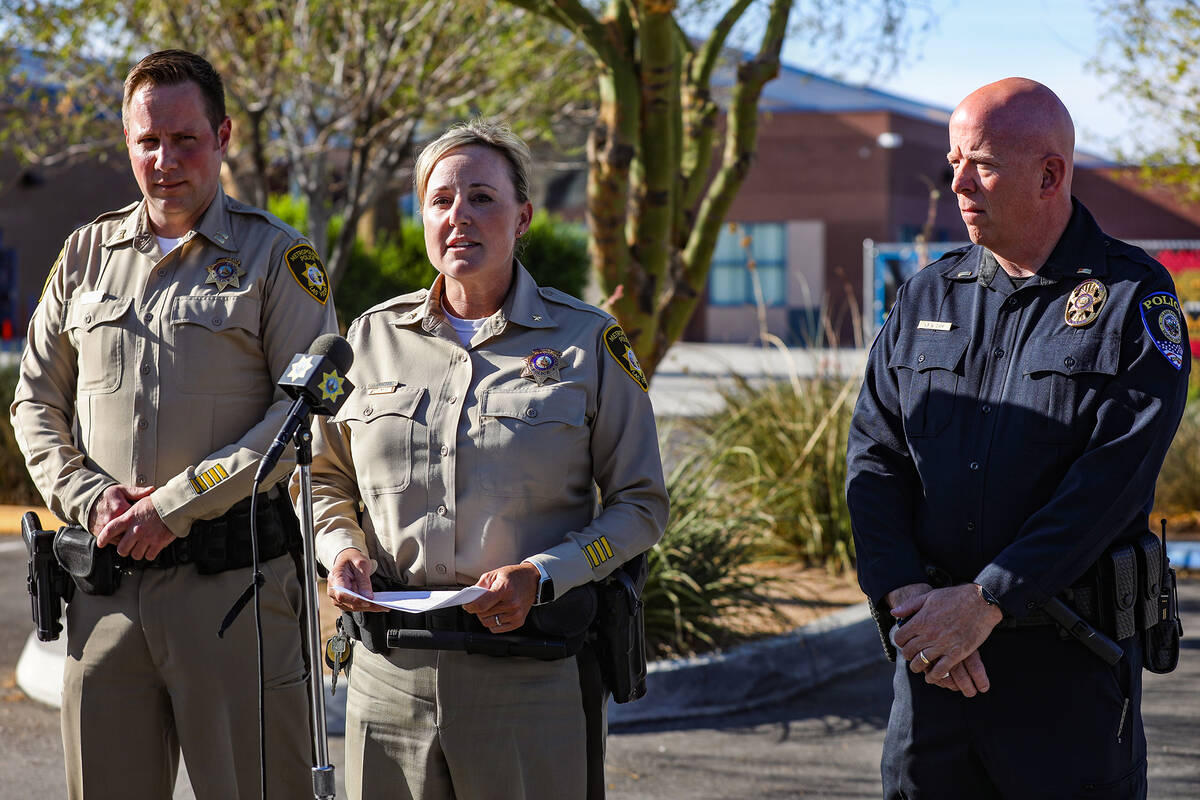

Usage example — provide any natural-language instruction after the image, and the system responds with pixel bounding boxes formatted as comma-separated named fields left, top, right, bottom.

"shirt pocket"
left=1021, top=333, right=1120, bottom=444
left=887, top=331, right=969, bottom=438
left=169, top=295, right=264, bottom=394
left=336, top=386, right=425, bottom=495
left=476, top=385, right=588, bottom=498
left=64, top=296, right=132, bottom=395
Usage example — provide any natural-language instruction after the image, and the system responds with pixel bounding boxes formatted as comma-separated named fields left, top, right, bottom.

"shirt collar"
left=397, top=260, right=557, bottom=333
left=101, top=189, right=237, bottom=252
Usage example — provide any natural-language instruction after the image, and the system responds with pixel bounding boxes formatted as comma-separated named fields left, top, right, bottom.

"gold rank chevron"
left=190, top=464, right=229, bottom=494
left=583, top=535, right=615, bottom=568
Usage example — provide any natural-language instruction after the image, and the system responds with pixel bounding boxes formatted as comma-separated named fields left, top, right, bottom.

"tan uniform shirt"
left=305, top=264, right=668, bottom=594
left=11, top=189, right=337, bottom=533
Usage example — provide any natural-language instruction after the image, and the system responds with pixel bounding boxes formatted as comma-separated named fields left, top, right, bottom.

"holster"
left=591, top=553, right=649, bottom=704
left=53, top=525, right=123, bottom=596
left=1141, top=527, right=1183, bottom=674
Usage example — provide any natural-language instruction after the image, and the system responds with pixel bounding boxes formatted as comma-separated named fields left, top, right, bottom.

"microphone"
left=254, top=334, right=355, bottom=483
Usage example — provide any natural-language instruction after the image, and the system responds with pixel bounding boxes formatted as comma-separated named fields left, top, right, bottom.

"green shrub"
left=0, top=365, right=42, bottom=505
left=642, top=440, right=776, bottom=658
left=688, top=374, right=859, bottom=573
left=268, top=195, right=591, bottom=325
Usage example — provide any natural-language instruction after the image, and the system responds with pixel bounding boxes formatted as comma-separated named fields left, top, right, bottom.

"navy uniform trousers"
left=883, top=627, right=1146, bottom=799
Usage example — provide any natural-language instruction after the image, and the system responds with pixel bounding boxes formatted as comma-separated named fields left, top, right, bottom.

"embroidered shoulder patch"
left=1140, top=291, right=1185, bottom=370
left=285, top=244, right=329, bottom=305
left=40, top=246, right=65, bottom=302
left=603, top=325, right=648, bottom=391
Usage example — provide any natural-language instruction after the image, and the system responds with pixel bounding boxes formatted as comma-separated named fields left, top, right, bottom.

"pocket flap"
left=1022, top=334, right=1120, bottom=377
left=170, top=295, right=260, bottom=334
left=887, top=332, right=969, bottom=373
left=65, top=296, right=132, bottom=332
left=336, top=385, right=425, bottom=424
left=480, top=387, right=586, bottom=426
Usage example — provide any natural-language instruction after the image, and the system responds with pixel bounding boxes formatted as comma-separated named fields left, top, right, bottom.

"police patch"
left=285, top=244, right=329, bottom=304
left=40, top=246, right=64, bottom=302
left=1065, top=279, right=1107, bottom=328
left=1140, top=291, right=1186, bottom=370
left=603, top=325, right=648, bottom=391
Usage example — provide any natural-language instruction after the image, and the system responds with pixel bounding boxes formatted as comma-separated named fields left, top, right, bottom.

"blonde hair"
left=414, top=119, right=532, bottom=206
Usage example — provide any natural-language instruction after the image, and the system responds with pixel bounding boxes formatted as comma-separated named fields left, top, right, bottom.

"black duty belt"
left=137, top=490, right=300, bottom=574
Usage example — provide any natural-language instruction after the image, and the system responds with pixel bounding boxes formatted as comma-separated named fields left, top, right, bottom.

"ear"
left=216, top=116, right=232, bottom=155
left=1040, top=154, right=1068, bottom=198
left=517, top=201, right=533, bottom=237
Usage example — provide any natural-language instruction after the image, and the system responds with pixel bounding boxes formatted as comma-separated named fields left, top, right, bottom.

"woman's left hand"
left=464, top=562, right=540, bottom=633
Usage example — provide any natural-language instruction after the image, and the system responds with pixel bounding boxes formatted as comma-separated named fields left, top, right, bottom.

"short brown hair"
left=414, top=119, right=532, bottom=206
left=123, top=50, right=226, bottom=133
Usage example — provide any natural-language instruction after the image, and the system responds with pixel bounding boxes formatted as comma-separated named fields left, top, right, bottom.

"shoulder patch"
left=1140, top=291, right=1186, bottom=370
left=285, top=243, right=330, bottom=305
left=40, top=246, right=65, bottom=302
left=603, top=324, right=649, bottom=391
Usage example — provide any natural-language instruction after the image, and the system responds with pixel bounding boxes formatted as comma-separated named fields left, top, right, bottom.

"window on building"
left=708, top=222, right=787, bottom=306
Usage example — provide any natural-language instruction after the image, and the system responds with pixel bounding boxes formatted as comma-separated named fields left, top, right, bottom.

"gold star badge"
left=521, top=348, right=563, bottom=385
left=205, top=258, right=245, bottom=291
left=1065, top=279, right=1107, bottom=328
left=320, top=370, right=346, bottom=403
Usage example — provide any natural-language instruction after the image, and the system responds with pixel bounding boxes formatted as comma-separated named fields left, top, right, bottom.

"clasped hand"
left=889, top=582, right=1003, bottom=698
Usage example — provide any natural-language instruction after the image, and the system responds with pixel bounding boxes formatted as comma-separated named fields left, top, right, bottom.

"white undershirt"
left=155, top=235, right=182, bottom=254
left=441, top=305, right=488, bottom=347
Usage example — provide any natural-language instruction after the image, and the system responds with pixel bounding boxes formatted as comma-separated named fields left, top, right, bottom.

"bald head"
left=946, top=78, right=1076, bottom=272
left=953, top=78, right=1075, bottom=173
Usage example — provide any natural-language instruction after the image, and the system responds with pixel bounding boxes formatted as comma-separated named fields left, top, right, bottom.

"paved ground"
left=3, top=526, right=1199, bottom=797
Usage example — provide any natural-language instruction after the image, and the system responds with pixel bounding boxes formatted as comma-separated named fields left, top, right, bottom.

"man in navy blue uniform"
left=846, top=78, right=1189, bottom=798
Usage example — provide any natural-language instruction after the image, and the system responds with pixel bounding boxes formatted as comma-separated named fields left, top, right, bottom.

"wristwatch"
left=528, top=559, right=555, bottom=605
left=978, top=584, right=1000, bottom=608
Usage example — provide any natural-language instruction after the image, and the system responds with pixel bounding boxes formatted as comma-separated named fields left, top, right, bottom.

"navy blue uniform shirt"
left=847, top=200, right=1189, bottom=629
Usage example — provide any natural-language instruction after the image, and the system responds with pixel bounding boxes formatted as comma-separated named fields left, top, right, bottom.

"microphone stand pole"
left=294, top=420, right=336, bottom=799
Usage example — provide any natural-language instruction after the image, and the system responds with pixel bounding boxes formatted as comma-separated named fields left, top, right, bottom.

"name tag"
left=78, top=290, right=105, bottom=304
left=917, top=320, right=953, bottom=331
left=367, top=381, right=399, bottom=395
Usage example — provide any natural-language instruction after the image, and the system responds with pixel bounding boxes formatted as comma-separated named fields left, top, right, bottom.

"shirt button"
left=1006, top=297, right=1017, bottom=308
left=364, top=407, right=373, bottom=417
left=136, top=474, right=147, bottom=484
left=917, top=354, right=925, bottom=363
left=982, top=404, right=991, bottom=414
left=526, top=407, right=538, bottom=418
left=437, top=505, right=447, bottom=516
left=137, top=419, right=148, bottom=430
left=992, top=347, right=1004, bottom=359
left=83, top=314, right=93, bottom=324
left=143, top=313, right=153, bottom=324
left=460, top=354, right=468, bottom=363
left=1063, top=356, right=1075, bottom=368
left=212, top=317, right=223, bottom=327
left=157, top=269, right=166, bottom=277
left=440, top=445, right=449, bottom=457
left=969, top=461, right=980, bottom=471
left=966, top=522, right=976, bottom=531
left=448, top=396, right=457, bottom=404
left=141, top=364, right=150, bottom=375
left=435, top=564, right=448, bottom=575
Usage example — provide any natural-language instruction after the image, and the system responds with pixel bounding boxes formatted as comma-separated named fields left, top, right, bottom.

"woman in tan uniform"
left=302, top=120, right=669, bottom=799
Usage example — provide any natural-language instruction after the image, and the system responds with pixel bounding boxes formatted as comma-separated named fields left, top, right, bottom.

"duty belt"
left=137, top=490, right=299, bottom=574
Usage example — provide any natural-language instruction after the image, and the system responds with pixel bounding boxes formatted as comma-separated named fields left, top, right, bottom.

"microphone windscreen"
left=309, top=333, right=354, bottom=374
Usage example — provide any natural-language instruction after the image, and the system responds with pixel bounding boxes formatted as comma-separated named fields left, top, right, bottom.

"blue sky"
left=780, top=0, right=1126, bottom=158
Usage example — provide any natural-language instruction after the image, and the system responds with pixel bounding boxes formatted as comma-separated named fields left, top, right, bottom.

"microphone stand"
left=294, top=420, right=336, bottom=799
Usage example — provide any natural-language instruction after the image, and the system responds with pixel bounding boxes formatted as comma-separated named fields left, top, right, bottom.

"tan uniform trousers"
left=344, top=645, right=587, bottom=800
left=61, top=554, right=312, bottom=800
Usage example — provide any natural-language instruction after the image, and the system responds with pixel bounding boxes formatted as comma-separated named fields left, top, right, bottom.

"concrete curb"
left=609, top=601, right=885, bottom=728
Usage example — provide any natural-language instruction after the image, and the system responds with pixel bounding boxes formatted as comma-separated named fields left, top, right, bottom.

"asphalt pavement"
left=3, top=531, right=1200, bottom=798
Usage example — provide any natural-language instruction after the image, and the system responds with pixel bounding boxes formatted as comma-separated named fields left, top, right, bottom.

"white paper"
left=336, top=585, right=488, bottom=613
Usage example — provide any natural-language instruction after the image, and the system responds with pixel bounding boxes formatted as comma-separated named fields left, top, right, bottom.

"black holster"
left=53, top=525, right=123, bottom=595
left=592, top=553, right=649, bottom=704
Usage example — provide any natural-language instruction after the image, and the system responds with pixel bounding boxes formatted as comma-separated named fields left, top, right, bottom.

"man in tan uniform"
left=10, top=50, right=335, bottom=798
